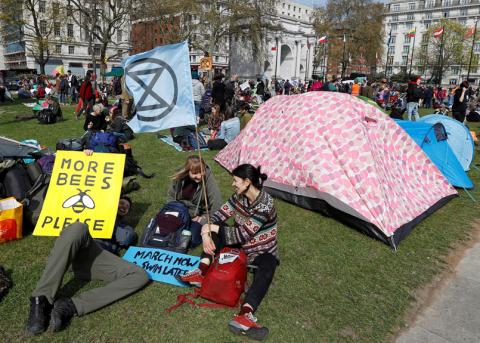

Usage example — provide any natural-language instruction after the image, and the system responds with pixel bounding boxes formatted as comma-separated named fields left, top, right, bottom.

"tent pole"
left=195, top=126, right=212, bottom=237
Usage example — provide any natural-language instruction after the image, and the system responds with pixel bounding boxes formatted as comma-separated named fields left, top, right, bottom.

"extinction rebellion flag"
left=122, top=41, right=196, bottom=133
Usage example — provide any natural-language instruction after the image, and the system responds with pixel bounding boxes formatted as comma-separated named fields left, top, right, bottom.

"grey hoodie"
left=166, top=165, right=223, bottom=218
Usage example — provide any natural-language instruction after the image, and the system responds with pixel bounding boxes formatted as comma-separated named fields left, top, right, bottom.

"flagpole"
left=408, top=29, right=416, bottom=78
left=323, top=42, right=327, bottom=82
left=274, top=37, right=279, bottom=80
left=385, top=29, right=392, bottom=79
left=438, top=26, right=446, bottom=85
left=194, top=126, right=212, bottom=237
left=341, top=33, right=347, bottom=79
left=467, top=18, right=479, bottom=81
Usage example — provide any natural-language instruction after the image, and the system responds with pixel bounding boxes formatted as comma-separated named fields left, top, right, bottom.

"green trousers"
left=32, top=222, right=149, bottom=316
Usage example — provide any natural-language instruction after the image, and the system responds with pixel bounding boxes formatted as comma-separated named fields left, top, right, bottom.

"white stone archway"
left=279, top=44, right=294, bottom=80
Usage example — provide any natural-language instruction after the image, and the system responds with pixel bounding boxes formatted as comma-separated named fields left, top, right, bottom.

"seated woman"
left=207, top=104, right=224, bottom=139
left=179, top=164, right=278, bottom=341
left=207, top=111, right=240, bottom=150
left=84, top=104, right=107, bottom=131
left=166, top=156, right=223, bottom=247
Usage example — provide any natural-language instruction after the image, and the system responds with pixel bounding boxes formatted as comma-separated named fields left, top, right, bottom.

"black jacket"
left=406, top=82, right=423, bottom=103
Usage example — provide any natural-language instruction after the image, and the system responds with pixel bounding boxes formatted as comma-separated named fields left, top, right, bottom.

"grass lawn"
left=0, top=100, right=479, bottom=342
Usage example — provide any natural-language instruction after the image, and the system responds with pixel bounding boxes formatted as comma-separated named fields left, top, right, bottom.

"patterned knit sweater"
left=210, top=189, right=279, bottom=263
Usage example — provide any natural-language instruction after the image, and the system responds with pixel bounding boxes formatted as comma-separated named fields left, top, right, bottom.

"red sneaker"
left=176, top=268, right=203, bottom=287
left=228, top=312, right=269, bottom=341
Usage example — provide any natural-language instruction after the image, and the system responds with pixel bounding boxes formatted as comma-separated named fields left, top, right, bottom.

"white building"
left=230, top=0, right=316, bottom=81
left=384, top=0, right=480, bottom=85
left=1, top=0, right=130, bottom=77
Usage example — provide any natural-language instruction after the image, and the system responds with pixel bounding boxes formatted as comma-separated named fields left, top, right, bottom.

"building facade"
left=384, top=0, right=480, bottom=85
left=1, top=0, right=130, bottom=77
left=230, top=0, right=316, bottom=81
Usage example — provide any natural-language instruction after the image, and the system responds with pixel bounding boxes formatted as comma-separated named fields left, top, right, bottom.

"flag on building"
left=271, top=46, right=277, bottom=51
left=433, top=27, right=444, bottom=38
left=464, top=26, right=475, bottom=39
left=122, top=41, right=196, bottom=133
left=406, top=28, right=416, bottom=38
left=318, top=35, right=327, bottom=43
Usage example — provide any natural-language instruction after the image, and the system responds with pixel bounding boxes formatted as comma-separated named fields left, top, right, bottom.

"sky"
left=293, top=0, right=326, bottom=7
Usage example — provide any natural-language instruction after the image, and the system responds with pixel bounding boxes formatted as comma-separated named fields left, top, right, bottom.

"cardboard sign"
left=33, top=151, right=125, bottom=239
left=199, top=57, right=212, bottom=71
left=123, top=246, right=200, bottom=287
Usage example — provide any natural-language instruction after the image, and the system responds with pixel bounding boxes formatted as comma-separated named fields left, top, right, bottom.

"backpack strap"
left=165, top=287, right=241, bottom=313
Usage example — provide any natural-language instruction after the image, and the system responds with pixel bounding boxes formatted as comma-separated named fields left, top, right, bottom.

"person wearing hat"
left=406, top=76, right=423, bottom=121
left=192, top=70, right=205, bottom=118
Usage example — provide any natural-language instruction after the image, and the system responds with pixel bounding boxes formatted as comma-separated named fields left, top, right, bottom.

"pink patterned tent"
left=215, top=92, right=457, bottom=249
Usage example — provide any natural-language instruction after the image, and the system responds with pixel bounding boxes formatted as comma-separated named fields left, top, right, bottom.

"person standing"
left=78, top=71, right=94, bottom=119
left=212, top=74, right=226, bottom=112
left=192, top=71, right=205, bottom=119
left=67, top=70, right=78, bottom=104
left=452, top=81, right=469, bottom=123
left=406, top=76, right=423, bottom=121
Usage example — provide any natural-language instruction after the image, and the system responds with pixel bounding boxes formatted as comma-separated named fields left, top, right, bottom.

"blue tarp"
left=397, top=120, right=473, bottom=189
left=419, top=114, right=475, bottom=171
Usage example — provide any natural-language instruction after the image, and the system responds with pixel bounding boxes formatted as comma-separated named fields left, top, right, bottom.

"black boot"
left=26, top=296, right=52, bottom=335
left=50, top=298, right=77, bottom=332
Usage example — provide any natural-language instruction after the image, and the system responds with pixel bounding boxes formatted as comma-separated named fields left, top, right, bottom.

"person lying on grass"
left=26, top=194, right=148, bottom=335
left=178, top=164, right=278, bottom=341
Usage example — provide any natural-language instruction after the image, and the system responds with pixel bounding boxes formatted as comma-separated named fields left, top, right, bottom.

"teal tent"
left=103, top=67, right=124, bottom=77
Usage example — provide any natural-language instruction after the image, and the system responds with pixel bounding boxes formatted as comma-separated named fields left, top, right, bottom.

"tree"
left=415, top=19, right=471, bottom=84
left=0, top=0, right=59, bottom=74
left=67, top=0, right=132, bottom=75
left=313, top=0, right=384, bottom=79
left=137, top=0, right=279, bottom=76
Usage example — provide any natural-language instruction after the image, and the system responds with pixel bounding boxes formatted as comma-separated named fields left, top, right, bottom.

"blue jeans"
left=194, top=101, right=201, bottom=117
left=189, top=221, right=202, bottom=248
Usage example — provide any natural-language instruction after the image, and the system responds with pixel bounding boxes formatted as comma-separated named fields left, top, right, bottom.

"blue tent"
left=396, top=120, right=473, bottom=189
left=419, top=114, right=474, bottom=171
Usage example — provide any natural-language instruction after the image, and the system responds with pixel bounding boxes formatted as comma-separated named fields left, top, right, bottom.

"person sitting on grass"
left=166, top=155, right=223, bottom=247
left=207, top=110, right=240, bottom=150
left=236, top=103, right=252, bottom=130
left=26, top=196, right=148, bottom=335
left=178, top=164, right=278, bottom=341
left=84, top=103, right=107, bottom=131
left=207, top=104, right=224, bottom=139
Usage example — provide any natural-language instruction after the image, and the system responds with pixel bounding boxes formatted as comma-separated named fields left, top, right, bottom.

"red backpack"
left=167, top=247, right=247, bottom=311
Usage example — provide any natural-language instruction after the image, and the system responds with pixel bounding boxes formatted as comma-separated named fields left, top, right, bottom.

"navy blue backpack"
left=87, top=132, right=119, bottom=153
left=140, top=201, right=191, bottom=252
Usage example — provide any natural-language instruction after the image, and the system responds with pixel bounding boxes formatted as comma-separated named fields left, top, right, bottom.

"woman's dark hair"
left=232, top=164, right=268, bottom=189
left=120, top=195, right=132, bottom=206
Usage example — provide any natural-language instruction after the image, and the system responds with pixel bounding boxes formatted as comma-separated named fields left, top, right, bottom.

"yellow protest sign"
left=199, top=57, right=212, bottom=71
left=33, top=151, right=125, bottom=239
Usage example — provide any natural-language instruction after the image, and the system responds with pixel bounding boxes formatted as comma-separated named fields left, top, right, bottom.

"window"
left=387, top=56, right=394, bottom=64
left=422, top=35, right=428, bottom=43
left=68, top=45, right=74, bottom=54
left=66, top=5, right=73, bottom=17
left=402, top=46, right=410, bottom=54
left=52, top=2, right=59, bottom=16
left=449, top=79, right=457, bottom=85
left=67, top=24, right=73, bottom=38
left=388, top=46, right=395, bottom=54
left=407, top=14, right=414, bottom=20
left=425, top=12, right=432, bottom=19
left=392, top=15, right=398, bottom=22
left=459, top=18, right=467, bottom=25
left=117, top=49, right=123, bottom=58
left=94, top=44, right=101, bottom=56
left=40, top=21, right=47, bottom=35
left=117, top=30, right=122, bottom=42
left=282, top=3, right=285, bottom=8
left=402, top=56, right=408, bottom=65
left=421, top=44, right=428, bottom=52
left=391, top=36, right=396, bottom=44
left=386, top=67, right=393, bottom=75
left=442, top=0, right=452, bottom=6
left=54, top=22, right=60, bottom=36
left=409, top=2, right=415, bottom=10
left=293, top=6, right=296, bottom=11
left=404, top=36, right=411, bottom=44
left=474, top=42, right=480, bottom=52
left=393, top=4, right=400, bottom=11
left=406, top=23, right=413, bottom=29
left=451, top=66, right=460, bottom=75
left=39, top=1, right=46, bottom=13
left=391, top=23, right=397, bottom=31
left=460, top=8, right=468, bottom=16
left=426, top=0, right=434, bottom=8
left=215, top=56, right=219, bottom=62
left=288, top=4, right=290, bottom=9
left=425, top=22, right=431, bottom=28
left=55, top=44, right=61, bottom=54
